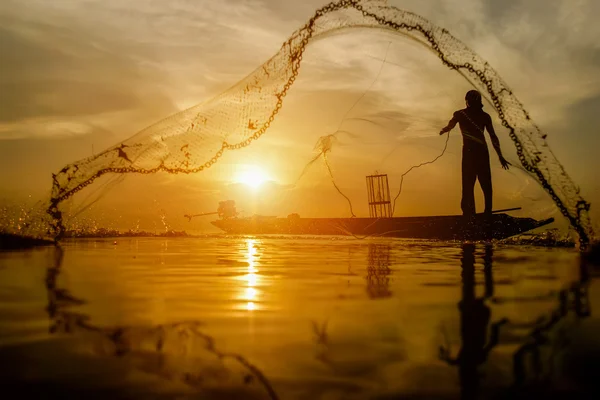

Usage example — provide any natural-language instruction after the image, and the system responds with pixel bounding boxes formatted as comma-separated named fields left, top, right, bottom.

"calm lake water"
left=0, top=237, right=599, bottom=399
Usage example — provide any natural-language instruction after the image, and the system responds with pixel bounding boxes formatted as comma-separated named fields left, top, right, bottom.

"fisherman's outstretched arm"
left=440, top=112, right=458, bottom=135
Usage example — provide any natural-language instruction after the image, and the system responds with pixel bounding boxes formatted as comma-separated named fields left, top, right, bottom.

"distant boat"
left=191, top=174, right=554, bottom=241
left=210, top=213, right=554, bottom=241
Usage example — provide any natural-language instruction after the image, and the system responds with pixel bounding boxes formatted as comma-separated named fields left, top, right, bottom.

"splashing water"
left=42, top=0, right=593, bottom=247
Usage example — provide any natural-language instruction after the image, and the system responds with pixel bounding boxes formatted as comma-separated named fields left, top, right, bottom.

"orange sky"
left=1, top=0, right=599, bottom=233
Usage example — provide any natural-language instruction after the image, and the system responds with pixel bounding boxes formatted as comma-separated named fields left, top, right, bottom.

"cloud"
left=0, top=12, right=176, bottom=140
left=0, top=0, right=296, bottom=139
left=553, top=90, right=600, bottom=185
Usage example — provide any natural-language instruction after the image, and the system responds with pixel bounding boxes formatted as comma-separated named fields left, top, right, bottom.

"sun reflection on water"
left=240, top=239, right=261, bottom=311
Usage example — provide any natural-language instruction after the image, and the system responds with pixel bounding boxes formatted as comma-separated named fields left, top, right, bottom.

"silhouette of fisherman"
left=440, top=90, right=511, bottom=217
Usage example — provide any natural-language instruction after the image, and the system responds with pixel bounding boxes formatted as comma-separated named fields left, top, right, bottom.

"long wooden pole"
left=489, top=207, right=522, bottom=214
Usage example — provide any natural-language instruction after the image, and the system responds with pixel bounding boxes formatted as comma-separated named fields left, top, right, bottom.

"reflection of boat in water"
left=206, top=174, right=553, bottom=240
left=366, top=244, right=392, bottom=299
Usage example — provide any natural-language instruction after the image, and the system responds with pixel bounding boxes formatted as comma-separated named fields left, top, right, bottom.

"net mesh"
left=44, top=0, right=593, bottom=246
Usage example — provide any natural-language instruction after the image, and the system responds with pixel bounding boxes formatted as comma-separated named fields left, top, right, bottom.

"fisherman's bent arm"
left=486, top=115, right=504, bottom=158
left=440, top=112, right=458, bottom=134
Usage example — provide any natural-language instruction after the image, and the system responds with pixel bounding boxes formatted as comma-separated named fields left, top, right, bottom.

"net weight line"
left=315, top=41, right=454, bottom=218
left=391, top=131, right=451, bottom=215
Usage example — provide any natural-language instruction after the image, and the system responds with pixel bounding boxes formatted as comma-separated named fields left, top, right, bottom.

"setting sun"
left=236, top=166, right=270, bottom=188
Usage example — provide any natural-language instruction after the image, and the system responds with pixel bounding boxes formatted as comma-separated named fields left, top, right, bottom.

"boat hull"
left=0, top=233, right=55, bottom=250
left=211, top=214, right=554, bottom=241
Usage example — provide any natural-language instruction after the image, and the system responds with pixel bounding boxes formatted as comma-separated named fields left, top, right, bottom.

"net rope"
left=45, top=0, right=593, bottom=247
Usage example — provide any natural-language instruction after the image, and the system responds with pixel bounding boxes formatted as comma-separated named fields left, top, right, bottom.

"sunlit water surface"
left=1, top=237, right=599, bottom=399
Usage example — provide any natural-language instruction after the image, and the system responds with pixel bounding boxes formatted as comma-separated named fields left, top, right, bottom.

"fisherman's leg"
left=478, top=155, right=493, bottom=215
left=461, top=153, right=477, bottom=216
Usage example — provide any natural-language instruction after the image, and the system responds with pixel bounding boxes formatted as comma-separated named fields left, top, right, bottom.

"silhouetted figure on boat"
left=439, top=244, right=507, bottom=399
left=440, top=90, right=511, bottom=217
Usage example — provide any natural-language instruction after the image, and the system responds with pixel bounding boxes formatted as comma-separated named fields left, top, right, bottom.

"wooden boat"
left=210, top=212, right=554, bottom=241
left=197, top=175, right=554, bottom=241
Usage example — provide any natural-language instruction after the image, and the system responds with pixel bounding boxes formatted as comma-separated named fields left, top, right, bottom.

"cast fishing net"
left=43, top=0, right=593, bottom=246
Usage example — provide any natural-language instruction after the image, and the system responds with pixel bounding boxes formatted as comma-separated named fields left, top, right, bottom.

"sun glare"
left=236, top=166, right=269, bottom=188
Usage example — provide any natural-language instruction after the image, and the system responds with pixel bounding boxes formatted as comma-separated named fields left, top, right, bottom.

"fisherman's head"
left=465, top=90, right=483, bottom=109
